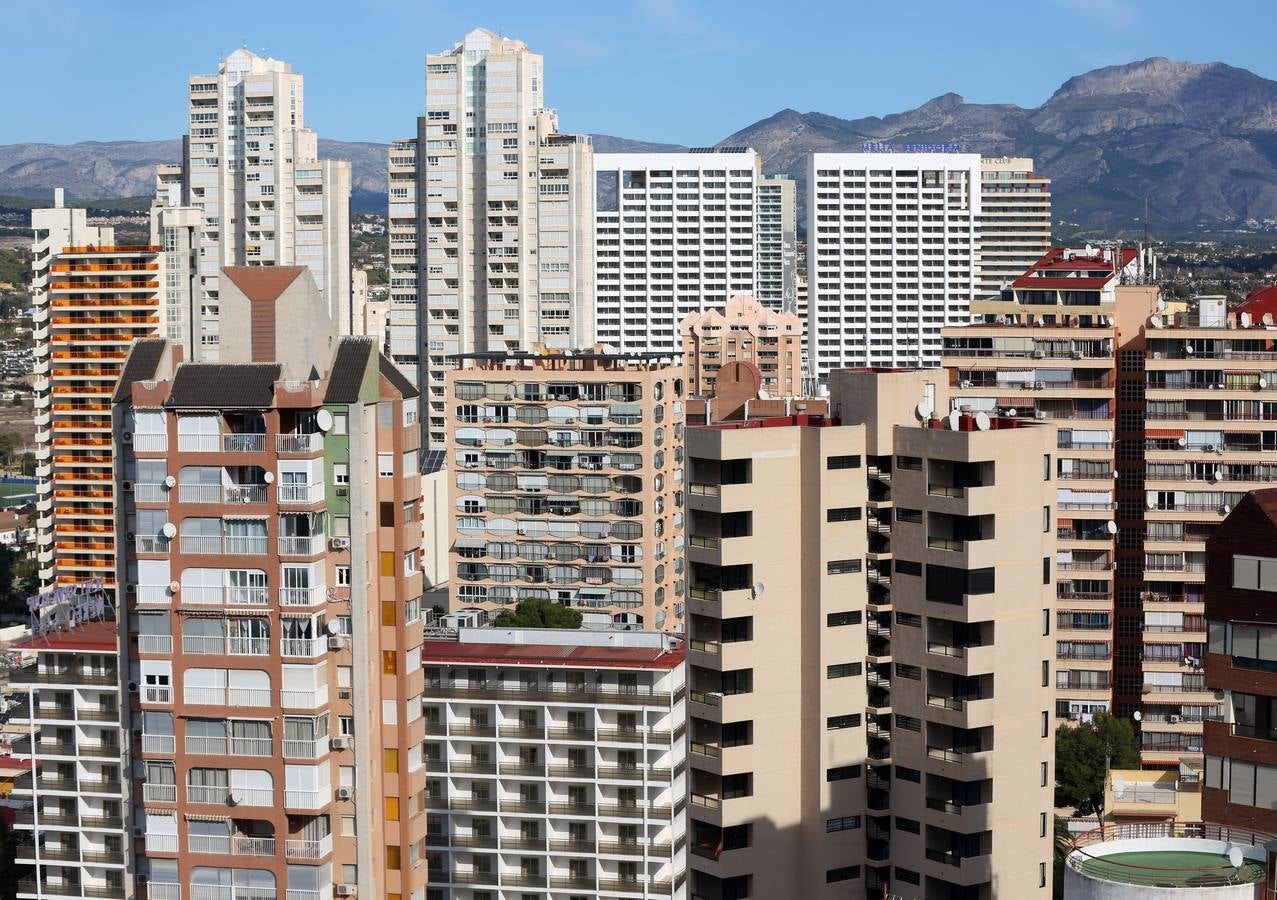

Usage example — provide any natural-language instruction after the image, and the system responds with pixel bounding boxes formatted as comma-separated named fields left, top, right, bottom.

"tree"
left=0, top=431, right=17, bottom=471
left=492, top=598, right=583, bottom=630
left=1054, top=711, right=1140, bottom=822
left=1052, top=815, right=1072, bottom=900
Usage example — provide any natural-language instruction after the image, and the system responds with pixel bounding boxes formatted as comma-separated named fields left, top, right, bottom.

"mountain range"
left=4, top=58, right=1277, bottom=234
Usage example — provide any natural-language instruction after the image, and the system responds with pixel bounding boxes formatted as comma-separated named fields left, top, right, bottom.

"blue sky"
left=4, top=0, right=1277, bottom=146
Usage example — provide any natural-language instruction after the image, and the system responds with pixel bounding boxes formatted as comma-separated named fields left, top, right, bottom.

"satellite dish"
left=1132, top=710, right=1142, bottom=722
left=164, top=475, right=177, bottom=488
left=1213, top=469, right=1224, bottom=482
left=326, top=620, right=341, bottom=635
left=316, top=409, right=334, bottom=432
left=229, top=790, right=243, bottom=806
left=168, top=580, right=180, bottom=594
left=1260, top=378, right=1268, bottom=389
left=1222, top=504, right=1232, bottom=515
left=974, top=411, right=991, bottom=431
left=263, top=472, right=275, bottom=484
left=161, top=522, right=177, bottom=539
left=1146, top=496, right=1156, bottom=509
left=947, top=411, right=961, bottom=431
left=1106, top=521, right=1118, bottom=535
left=757, top=389, right=771, bottom=400
left=1185, top=344, right=1195, bottom=355
left=751, top=582, right=765, bottom=598
left=1004, top=407, right=1017, bottom=418
left=1148, top=315, right=1163, bottom=329
left=1241, top=312, right=1253, bottom=328
left=1176, top=437, right=1188, bottom=448
left=1229, top=847, right=1245, bottom=869
left=915, top=402, right=933, bottom=420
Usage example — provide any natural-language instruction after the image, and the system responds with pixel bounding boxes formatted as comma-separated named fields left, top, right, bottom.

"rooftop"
left=1011, top=246, right=1139, bottom=289
left=221, top=266, right=307, bottom=302
left=423, top=627, right=683, bottom=670
left=163, top=363, right=282, bottom=409
left=15, top=619, right=117, bottom=653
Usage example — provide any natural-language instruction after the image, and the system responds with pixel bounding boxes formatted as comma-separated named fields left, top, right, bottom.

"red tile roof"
left=1237, top=284, right=1277, bottom=322
left=15, top=619, right=117, bottom=652
left=221, top=266, right=307, bottom=301
left=422, top=640, right=683, bottom=670
left=1012, top=247, right=1137, bottom=289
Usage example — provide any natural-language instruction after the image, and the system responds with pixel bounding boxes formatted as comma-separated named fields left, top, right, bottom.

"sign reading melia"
left=27, top=579, right=109, bottom=636
left=860, top=142, right=964, bottom=153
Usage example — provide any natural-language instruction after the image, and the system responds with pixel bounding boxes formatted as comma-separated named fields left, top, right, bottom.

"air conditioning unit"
left=125, top=584, right=137, bottom=595
left=1034, top=410, right=1047, bottom=420
left=1153, top=351, right=1164, bottom=360
left=335, top=886, right=356, bottom=898
left=335, top=787, right=353, bottom=801
left=1035, top=381, right=1046, bottom=390
left=328, top=636, right=349, bottom=651
left=1071, top=350, right=1083, bottom=359
left=122, top=432, right=133, bottom=444
left=1169, top=714, right=1182, bottom=723
left=335, top=486, right=349, bottom=498
left=338, top=689, right=352, bottom=700
left=133, top=826, right=145, bottom=838
left=330, top=537, right=350, bottom=550
left=959, top=380, right=973, bottom=389
left=1203, top=444, right=1215, bottom=453
left=1031, top=349, right=1045, bottom=359
left=127, top=682, right=139, bottom=693
left=132, top=727, right=143, bottom=738
left=122, top=480, right=133, bottom=492
left=331, top=736, right=352, bottom=750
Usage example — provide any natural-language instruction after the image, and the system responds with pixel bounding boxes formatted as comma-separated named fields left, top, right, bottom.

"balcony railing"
left=280, top=585, right=326, bottom=607
left=223, top=433, right=267, bottom=453
left=278, top=483, right=324, bottom=504
left=277, top=433, right=323, bottom=454
left=142, top=734, right=176, bottom=754
left=279, top=535, right=325, bottom=556
left=281, top=637, right=326, bottom=658
left=283, top=737, right=329, bottom=760
left=284, top=833, right=333, bottom=859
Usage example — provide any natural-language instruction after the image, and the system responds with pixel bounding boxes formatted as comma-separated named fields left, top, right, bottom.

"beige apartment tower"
left=679, top=294, right=803, bottom=400
left=684, top=369, right=1057, bottom=899
left=977, top=157, right=1051, bottom=299
left=445, top=349, right=684, bottom=632
left=412, top=28, right=596, bottom=446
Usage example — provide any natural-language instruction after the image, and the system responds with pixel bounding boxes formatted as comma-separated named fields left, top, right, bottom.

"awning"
left=1146, top=429, right=1185, bottom=438
left=184, top=813, right=230, bottom=822
left=453, top=538, right=485, bottom=549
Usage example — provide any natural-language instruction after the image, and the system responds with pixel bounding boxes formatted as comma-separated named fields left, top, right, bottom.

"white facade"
left=415, top=28, right=596, bottom=447
left=754, top=174, right=798, bottom=312
left=169, top=49, right=351, bottom=357
left=807, top=152, right=981, bottom=380
left=594, top=151, right=760, bottom=354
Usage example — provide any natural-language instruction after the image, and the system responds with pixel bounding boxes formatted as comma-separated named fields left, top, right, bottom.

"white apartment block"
left=594, top=150, right=760, bottom=355
left=754, top=174, right=798, bottom=312
left=423, top=626, right=687, bottom=900
left=807, top=152, right=981, bottom=381
left=416, top=28, right=595, bottom=447
left=387, top=139, right=421, bottom=381
left=166, top=48, right=351, bottom=358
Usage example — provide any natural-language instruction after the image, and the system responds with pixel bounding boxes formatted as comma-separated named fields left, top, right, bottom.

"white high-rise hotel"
left=157, top=49, right=351, bottom=357
left=807, top=151, right=981, bottom=381
left=394, top=28, right=596, bottom=446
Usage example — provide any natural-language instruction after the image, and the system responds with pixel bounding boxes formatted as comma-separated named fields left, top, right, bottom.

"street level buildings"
left=445, top=349, right=684, bottom=632
left=807, top=153, right=982, bottom=380
left=160, top=48, right=352, bottom=357
left=423, top=626, right=687, bottom=899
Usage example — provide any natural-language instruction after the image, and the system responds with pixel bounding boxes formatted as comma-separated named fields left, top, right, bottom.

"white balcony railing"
left=227, top=586, right=270, bottom=606
left=143, top=686, right=173, bottom=705
left=182, top=585, right=225, bottom=605
left=182, top=635, right=225, bottom=655
left=179, top=484, right=223, bottom=504
left=136, top=584, right=172, bottom=604
left=228, top=688, right=272, bottom=707
left=278, top=483, right=324, bottom=504
left=278, top=535, right=324, bottom=556
left=133, top=483, right=167, bottom=502
left=228, top=637, right=270, bottom=656
left=133, top=434, right=169, bottom=453
left=280, top=585, right=325, bottom=607
left=281, top=637, right=325, bottom=658
left=178, top=434, right=220, bottom=452
left=283, top=737, right=328, bottom=760
left=225, top=535, right=268, bottom=555
left=142, top=733, right=176, bottom=754
left=184, top=686, right=226, bottom=706
left=284, top=788, right=326, bottom=810
left=280, top=686, right=329, bottom=709
left=223, top=433, right=267, bottom=453
left=188, top=833, right=231, bottom=854
left=137, top=634, right=173, bottom=654
left=186, top=735, right=229, bottom=755
left=284, top=833, right=333, bottom=859
left=180, top=535, right=223, bottom=554
left=232, top=835, right=276, bottom=856
left=277, top=433, right=322, bottom=453
left=136, top=536, right=170, bottom=554
left=147, top=883, right=181, bottom=900
left=142, top=783, right=178, bottom=803
left=144, top=833, right=179, bottom=853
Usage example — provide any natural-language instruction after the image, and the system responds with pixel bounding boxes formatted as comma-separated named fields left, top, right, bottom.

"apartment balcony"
left=277, top=484, right=325, bottom=505
left=16, top=880, right=125, bottom=899
left=284, top=834, right=333, bottom=860
left=279, top=585, right=326, bottom=607
left=278, top=535, right=325, bottom=557
left=276, top=433, right=323, bottom=454
left=186, top=785, right=273, bottom=807
left=185, top=735, right=274, bottom=757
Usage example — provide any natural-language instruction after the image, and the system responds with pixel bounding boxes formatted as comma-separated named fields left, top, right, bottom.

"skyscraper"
left=163, top=48, right=351, bottom=358
left=976, top=158, right=1051, bottom=300
left=410, top=28, right=596, bottom=447
left=593, top=150, right=762, bottom=355
left=754, top=174, right=798, bottom=311
left=807, top=152, right=981, bottom=380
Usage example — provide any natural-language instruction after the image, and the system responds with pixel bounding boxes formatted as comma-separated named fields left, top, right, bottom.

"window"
left=1040, top=812, right=1048, bottom=837
left=385, top=796, right=400, bottom=821
left=341, top=815, right=356, bottom=836
left=894, top=663, right=921, bottom=680
left=827, top=559, right=862, bottom=575
left=827, top=714, right=861, bottom=730
left=896, top=612, right=921, bottom=627
left=334, top=464, right=349, bottom=485
left=895, top=559, right=922, bottom=576
left=1043, top=557, right=1051, bottom=585
left=827, top=455, right=861, bottom=470
left=925, top=564, right=994, bottom=603
left=380, top=502, right=394, bottom=527
left=895, top=868, right=920, bottom=885
left=1040, top=862, right=1047, bottom=888
left=826, top=816, right=861, bottom=833
left=1044, top=506, right=1051, bottom=533
left=383, top=651, right=398, bottom=675
left=895, top=817, right=920, bottom=834
left=404, top=552, right=417, bottom=575
left=721, top=721, right=753, bottom=747
left=381, top=602, right=396, bottom=627
left=1234, top=555, right=1277, bottom=592
left=896, top=455, right=922, bottom=470
left=1041, top=762, right=1048, bottom=787
left=826, top=866, right=860, bottom=883
left=827, top=765, right=861, bottom=782
left=1044, top=454, right=1051, bottom=480
left=378, top=454, right=394, bottom=478
left=722, top=773, right=752, bottom=799
left=1042, top=710, right=1049, bottom=737
left=386, top=845, right=400, bottom=868
left=827, top=611, right=862, bottom=627
left=827, top=663, right=862, bottom=679
left=334, top=516, right=351, bottom=538
left=895, top=715, right=921, bottom=732
left=897, top=508, right=922, bottom=524
left=336, top=566, right=351, bottom=586
left=332, top=413, right=348, bottom=435
left=827, top=507, right=861, bottom=522
left=1043, top=609, right=1051, bottom=636
left=896, top=766, right=920, bottom=783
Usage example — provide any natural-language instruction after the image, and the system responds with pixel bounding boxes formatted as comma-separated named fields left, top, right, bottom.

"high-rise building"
left=593, top=150, right=761, bottom=355
left=112, top=281, right=429, bottom=899
left=977, top=158, right=1051, bottom=300
left=678, top=294, right=803, bottom=399
left=386, top=138, right=420, bottom=379
left=445, top=348, right=685, bottom=632
left=412, top=28, right=596, bottom=447
left=30, top=194, right=202, bottom=595
left=1203, top=490, right=1277, bottom=830
left=165, top=48, right=352, bottom=358
left=683, top=368, right=1058, bottom=900
left=941, top=247, right=1257, bottom=767
left=10, top=611, right=127, bottom=900
left=753, top=174, right=798, bottom=311
left=807, top=153, right=982, bottom=380
left=422, top=626, right=687, bottom=898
